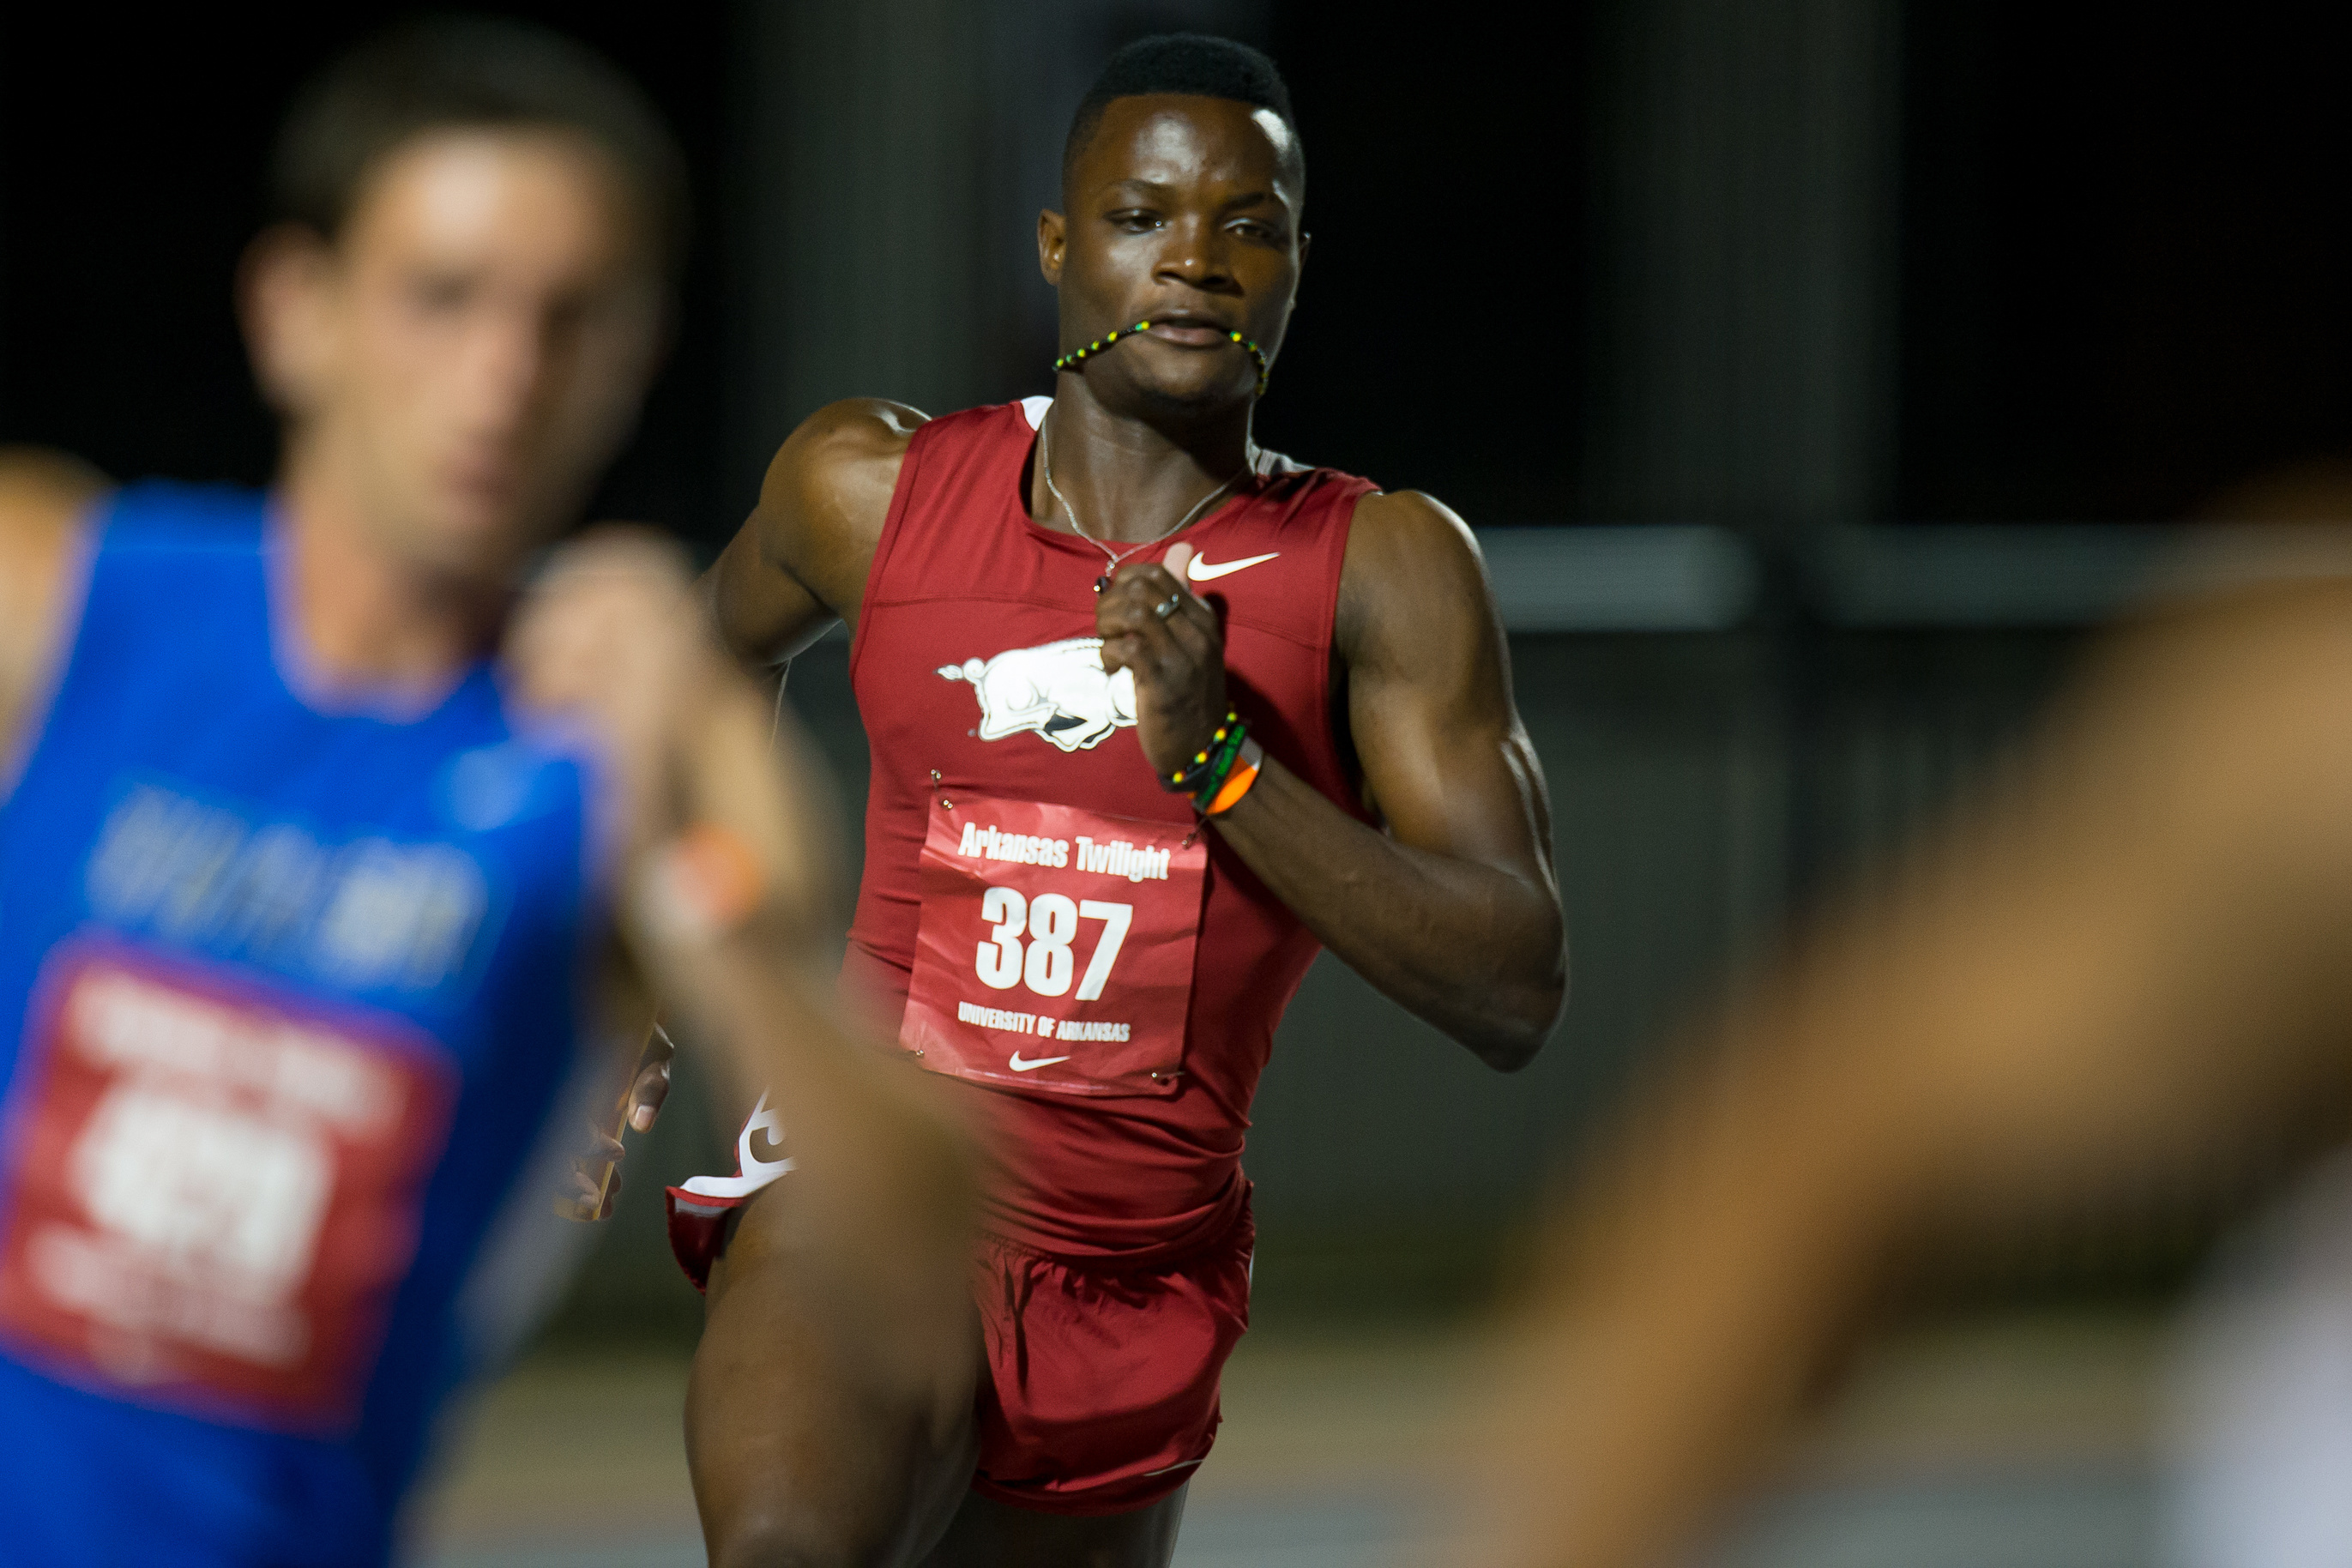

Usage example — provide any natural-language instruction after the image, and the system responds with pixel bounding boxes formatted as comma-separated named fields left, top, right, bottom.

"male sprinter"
left=669, top=33, right=1569, bottom=1568
left=0, top=20, right=973, bottom=1562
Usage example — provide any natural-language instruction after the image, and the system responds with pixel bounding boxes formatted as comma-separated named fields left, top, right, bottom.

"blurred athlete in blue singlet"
left=0, top=18, right=974, bottom=1564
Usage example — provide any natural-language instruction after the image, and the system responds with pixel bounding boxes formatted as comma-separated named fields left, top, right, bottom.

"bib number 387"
left=902, top=794, right=1205, bottom=1096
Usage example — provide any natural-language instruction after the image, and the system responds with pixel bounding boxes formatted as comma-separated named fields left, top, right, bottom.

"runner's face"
left=257, top=130, right=662, bottom=579
left=1046, top=95, right=1305, bottom=414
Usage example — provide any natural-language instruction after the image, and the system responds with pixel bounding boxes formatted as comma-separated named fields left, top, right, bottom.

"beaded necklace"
left=1037, top=414, right=1253, bottom=594
left=1052, top=319, right=1272, bottom=397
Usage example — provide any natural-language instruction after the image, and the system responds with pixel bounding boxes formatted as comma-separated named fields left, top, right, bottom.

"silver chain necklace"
left=1039, top=415, right=1253, bottom=594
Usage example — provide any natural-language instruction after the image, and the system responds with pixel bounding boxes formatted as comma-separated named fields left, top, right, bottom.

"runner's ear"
left=1038, top=209, right=1067, bottom=286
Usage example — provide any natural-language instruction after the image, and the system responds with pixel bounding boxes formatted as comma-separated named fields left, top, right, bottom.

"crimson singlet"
left=844, top=397, right=1376, bottom=1259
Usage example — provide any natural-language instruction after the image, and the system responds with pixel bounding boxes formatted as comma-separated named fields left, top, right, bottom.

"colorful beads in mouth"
left=1052, top=320, right=1271, bottom=397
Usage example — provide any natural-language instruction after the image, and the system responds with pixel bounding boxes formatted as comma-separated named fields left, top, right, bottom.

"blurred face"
left=246, top=128, right=664, bottom=581
left=1042, top=94, right=1306, bottom=417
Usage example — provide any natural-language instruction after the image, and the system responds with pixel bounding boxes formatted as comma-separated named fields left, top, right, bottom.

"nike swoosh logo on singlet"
left=1187, top=552, right=1279, bottom=582
left=1009, top=1052, right=1073, bottom=1072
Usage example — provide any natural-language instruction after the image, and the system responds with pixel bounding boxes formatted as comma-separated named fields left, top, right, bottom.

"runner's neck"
left=273, top=449, right=510, bottom=706
left=1032, top=383, right=1259, bottom=546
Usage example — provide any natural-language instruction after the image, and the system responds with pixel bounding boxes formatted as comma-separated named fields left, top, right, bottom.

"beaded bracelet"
left=1164, top=709, right=1249, bottom=805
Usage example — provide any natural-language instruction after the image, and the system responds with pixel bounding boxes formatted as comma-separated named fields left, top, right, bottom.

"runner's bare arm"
left=1460, top=582, right=2352, bottom=1567
left=0, top=449, right=108, bottom=775
left=1100, top=491, right=1564, bottom=1069
left=704, top=399, right=927, bottom=667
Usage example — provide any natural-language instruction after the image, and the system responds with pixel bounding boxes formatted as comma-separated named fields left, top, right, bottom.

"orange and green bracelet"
left=1202, top=736, right=1263, bottom=815
left=1164, top=709, right=1264, bottom=814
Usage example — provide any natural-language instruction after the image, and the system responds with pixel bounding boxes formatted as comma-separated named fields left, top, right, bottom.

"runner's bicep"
left=708, top=516, right=831, bottom=668
left=1342, top=498, right=1551, bottom=877
left=709, top=401, right=921, bottom=666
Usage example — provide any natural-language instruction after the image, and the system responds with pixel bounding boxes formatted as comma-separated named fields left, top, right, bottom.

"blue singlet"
left=0, top=485, right=605, bottom=1565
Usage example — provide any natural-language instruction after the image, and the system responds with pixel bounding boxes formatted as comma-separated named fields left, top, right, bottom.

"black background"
left=1898, top=3, right=2352, bottom=520
left=0, top=3, right=733, bottom=535
left=6, top=4, right=2352, bottom=540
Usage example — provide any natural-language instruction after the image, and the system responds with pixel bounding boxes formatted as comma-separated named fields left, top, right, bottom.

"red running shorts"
left=666, top=1173, right=1253, bottom=1516
left=966, top=1207, right=1253, bottom=1514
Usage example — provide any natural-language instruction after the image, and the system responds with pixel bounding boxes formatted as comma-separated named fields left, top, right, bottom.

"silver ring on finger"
left=1154, top=593, right=1182, bottom=620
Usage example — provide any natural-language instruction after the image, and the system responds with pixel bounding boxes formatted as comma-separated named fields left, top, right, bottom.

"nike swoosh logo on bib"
left=1187, top=552, right=1279, bottom=582
left=1009, top=1052, right=1073, bottom=1072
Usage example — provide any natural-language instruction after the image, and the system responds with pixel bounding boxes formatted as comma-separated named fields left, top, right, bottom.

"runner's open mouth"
left=1142, top=317, right=1239, bottom=347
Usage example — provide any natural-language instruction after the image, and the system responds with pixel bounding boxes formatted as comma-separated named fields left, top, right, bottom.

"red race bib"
left=0, top=940, right=457, bottom=1432
left=902, top=794, right=1206, bottom=1097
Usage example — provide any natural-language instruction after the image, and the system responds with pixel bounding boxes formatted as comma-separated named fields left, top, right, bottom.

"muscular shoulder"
left=1335, top=490, right=1499, bottom=672
left=772, top=398, right=927, bottom=484
left=715, top=400, right=927, bottom=654
left=755, top=399, right=927, bottom=563
left=0, top=448, right=108, bottom=765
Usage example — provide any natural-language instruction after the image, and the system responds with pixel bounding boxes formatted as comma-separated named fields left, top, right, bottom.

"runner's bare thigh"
left=687, top=1189, right=982, bottom=1568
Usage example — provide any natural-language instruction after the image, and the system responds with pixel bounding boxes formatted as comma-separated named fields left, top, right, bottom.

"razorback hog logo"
left=938, top=636, right=1137, bottom=752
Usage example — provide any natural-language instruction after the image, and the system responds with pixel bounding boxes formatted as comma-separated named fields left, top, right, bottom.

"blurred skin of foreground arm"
left=1461, top=574, right=2352, bottom=1566
left=510, top=540, right=979, bottom=1413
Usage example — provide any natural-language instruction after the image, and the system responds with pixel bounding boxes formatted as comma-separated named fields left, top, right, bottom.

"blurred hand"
left=558, top=1024, right=677, bottom=1221
left=504, top=528, right=721, bottom=872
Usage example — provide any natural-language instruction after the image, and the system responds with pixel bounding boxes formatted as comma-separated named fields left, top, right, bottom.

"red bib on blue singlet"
left=0, top=940, right=456, bottom=1429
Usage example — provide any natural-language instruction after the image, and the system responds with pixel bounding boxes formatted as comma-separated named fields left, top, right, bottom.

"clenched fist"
left=1095, top=541, right=1227, bottom=781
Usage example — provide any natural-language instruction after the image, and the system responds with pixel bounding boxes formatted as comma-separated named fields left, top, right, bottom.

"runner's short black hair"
left=1063, top=33, right=1303, bottom=196
left=268, top=15, right=689, bottom=280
